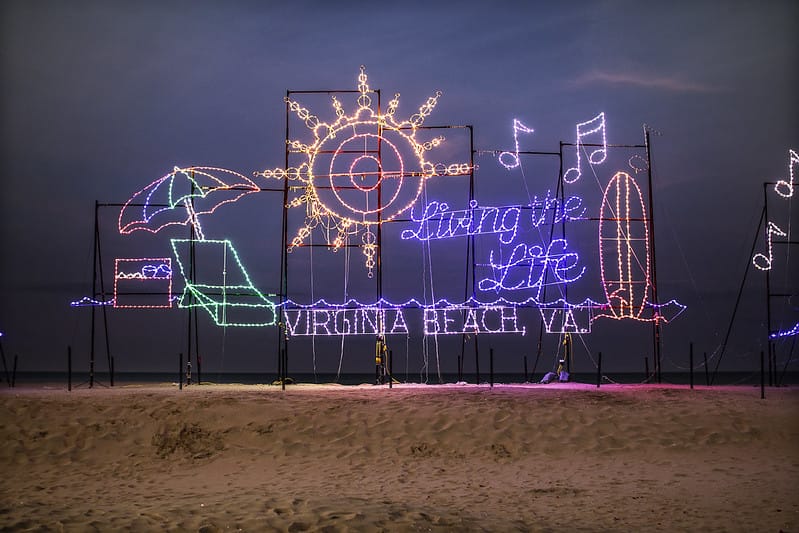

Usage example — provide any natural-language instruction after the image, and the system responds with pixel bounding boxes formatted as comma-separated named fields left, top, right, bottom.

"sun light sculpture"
left=257, top=66, right=471, bottom=276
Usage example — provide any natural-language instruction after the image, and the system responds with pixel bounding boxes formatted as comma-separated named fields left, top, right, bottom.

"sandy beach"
left=1, top=382, right=797, bottom=532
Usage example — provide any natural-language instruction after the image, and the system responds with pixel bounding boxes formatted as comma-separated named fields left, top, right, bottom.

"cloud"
left=570, top=70, right=722, bottom=93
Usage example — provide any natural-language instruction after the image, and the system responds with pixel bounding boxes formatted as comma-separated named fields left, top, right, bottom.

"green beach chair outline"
left=170, top=238, right=276, bottom=327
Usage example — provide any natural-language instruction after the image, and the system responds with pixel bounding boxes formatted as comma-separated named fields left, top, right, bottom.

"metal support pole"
left=110, top=356, right=114, bottom=387
left=278, top=91, right=291, bottom=390
left=489, top=348, right=494, bottom=389
left=768, top=344, right=773, bottom=387
left=597, top=352, right=602, bottom=388
left=90, top=202, right=98, bottom=390
left=771, top=346, right=777, bottom=388
left=763, top=182, right=773, bottom=387
left=95, top=200, right=112, bottom=386
left=0, top=336, right=9, bottom=387
left=11, top=355, right=17, bottom=388
left=711, top=207, right=765, bottom=384
left=68, top=346, right=72, bottom=392
left=187, top=176, right=196, bottom=392
left=760, top=350, right=765, bottom=399
left=475, top=347, right=480, bottom=385
left=389, top=349, right=393, bottom=389
left=531, top=338, right=541, bottom=381
left=468, top=126, right=479, bottom=385
left=703, top=352, right=709, bottom=386
left=524, top=355, right=528, bottom=383
left=645, top=130, right=662, bottom=384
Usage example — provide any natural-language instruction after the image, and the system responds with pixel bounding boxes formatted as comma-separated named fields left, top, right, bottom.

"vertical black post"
left=187, top=176, right=195, bottom=394
left=389, top=349, right=393, bottom=389
left=767, top=344, right=773, bottom=387
left=11, top=355, right=17, bottom=388
left=689, top=342, right=694, bottom=390
left=760, top=350, right=765, bottom=399
left=475, top=348, right=480, bottom=385
left=276, top=91, right=291, bottom=394
left=703, top=352, right=709, bottom=386
left=281, top=348, right=286, bottom=391
left=277, top=347, right=282, bottom=385
left=90, top=201, right=98, bottom=390
left=0, top=336, right=10, bottom=387
left=179, top=353, right=183, bottom=390
left=565, top=334, right=571, bottom=374
left=457, top=354, right=462, bottom=383
left=467, top=126, right=479, bottom=385
left=95, top=200, right=113, bottom=386
left=68, top=346, right=72, bottom=392
left=489, top=348, right=494, bottom=389
left=772, top=348, right=778, bottom=387
left=767, top=348, right=772, bottom=387
left=763, top=182, right=773, bottom=390
left=110, top=356, right=115, bottom=387
left=524, top=355, right=528, bottom=383
left=89, top=344, right=95, bottom=389
left=197, top=354, right=202, bottom=386
left=597, top=352, right=602, bottom=388
left=645, top=130, right=662, bottom=384
left=645, top=356, right=650, bottom=382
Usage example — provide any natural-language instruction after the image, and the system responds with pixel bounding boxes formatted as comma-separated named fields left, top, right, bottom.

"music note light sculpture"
left=498, top=119, right=535, bottom=170
left=257, top=66, right=471, bottom=277
left=753, top=148, right=796, bottom=271
left=774, top=149, right=798, bottom=198
left=753, top=222, right=788, bottom=271
left=563, top=112, right=607, bottom=184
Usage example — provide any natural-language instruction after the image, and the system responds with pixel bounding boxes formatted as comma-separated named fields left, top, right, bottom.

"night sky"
left=1, top=0, right=797, bottom=377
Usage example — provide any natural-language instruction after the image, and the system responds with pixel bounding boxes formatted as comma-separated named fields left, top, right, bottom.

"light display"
left=498, top=119, right=535, bottom=170
left=628, top=154, right=648, bottom=174
left=774, top=149, right=798, bottom=198
left=539, top=304, right=593, bottom=334
left=753, top=222, right=787, bottom=271
left=70, top=296, right=115, bottom=307
left=113, top=258, right=172, bottom=309
left=477, top=239, right=585, bottom=293
left=563, top=112, right=607, bottom=184
left=598, top=171, right=652, bottom=320
left=98, top=65, right=686, bottom=361
left=282, top=304, right=525, bottom=336
left=754, top=149, right=796, bottom=271
left=170, top=239, right=276, bottom=327
left=401, top=192, right=586, bottom=243
left=118, top=166, right=259, bottom=238
left=257, top=66, right=471, bottom=275
left=770, top=322, right=799, bottom=339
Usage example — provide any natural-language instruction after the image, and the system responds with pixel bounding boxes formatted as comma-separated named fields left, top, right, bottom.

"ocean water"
left=5, top=370, right=798, bottom=388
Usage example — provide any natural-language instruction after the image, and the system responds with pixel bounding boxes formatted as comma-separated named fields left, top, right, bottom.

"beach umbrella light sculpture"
left=118, top=166, right=274, bottom=325
left=118, top=166, right=260, bottom=239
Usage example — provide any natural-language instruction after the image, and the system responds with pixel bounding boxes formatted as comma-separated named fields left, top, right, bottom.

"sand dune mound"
left=1, top=384, right=797, bottom=531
